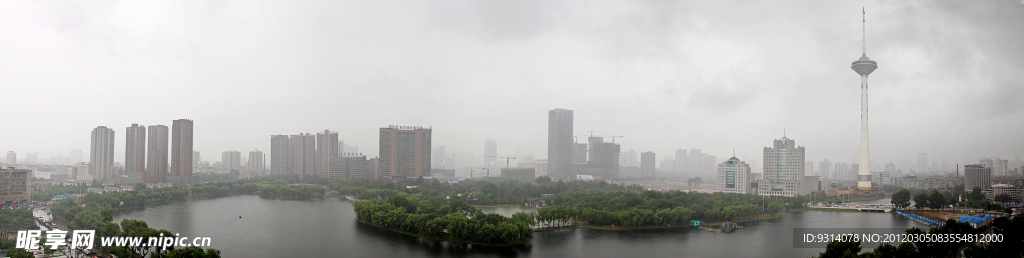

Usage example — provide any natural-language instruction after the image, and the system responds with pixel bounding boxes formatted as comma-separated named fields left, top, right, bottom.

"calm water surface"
left=115, top=195, right=923, bottom=257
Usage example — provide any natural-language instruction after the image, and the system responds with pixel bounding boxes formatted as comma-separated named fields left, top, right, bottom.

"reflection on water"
left=114, top=195, right=922, bottom=257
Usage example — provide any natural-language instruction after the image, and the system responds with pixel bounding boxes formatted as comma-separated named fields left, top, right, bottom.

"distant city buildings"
left=918, top=153, right=929, bottom=173
left=222, top=150, right=241, bottom=171
left=716, top=156, right=751, bottom=194
left=271, top=135, right=290, bottom=175
left=586, top=137, right=620, bottom=179
left=379, top=125, right=431, bottom=178
left=640, top=151, right=655, bottom=177
left=90, top=126, right=116, bottom=181
left=619, top=150, right=638, bottom=168
left=965, top=164, right=993, bottom=191
left=674, top=148, right=716, bottom=178
left=819, top=159, right=832, bottom=179
left=5, top=151, right=14, bottom=164
left=148, top=125, right=169, bottom=183
left=290, top=133, right=316, bottom=177
left=248, top=149, right=265, bottom=178
left=315, top=130, right=339, bottom=178
left=758, top=135, right=807, bottom=197
left=547, top=108, right=573, bottom=180
left=484, top=139, right=497, bottom=166
left=125, top=124, right=147, bottom=177
left=171, top=119, right=194, bottom=179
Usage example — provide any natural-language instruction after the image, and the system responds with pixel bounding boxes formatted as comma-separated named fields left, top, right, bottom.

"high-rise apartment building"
left=316, top=130, right=339, bottom=178
left=964, top=164, right=992, bottom=191
left=193, top=151, right=201, bottom=168
left=484, top=139, right=497, bottom=166
left=994, top=159, right=1008, bottom=177
left=271, top=135, right=291, bottom=175
left=5, top=151, right=14, bottom=164
left=620, top=150, right=638, bottom=167
left=147, top=125, right=169, bottom=183
left=547, top=108, right=573, bottom=180
left=171, top=119, right=194, bottom=178
left=379, top=125, right=431, bottom=178
left=290, top=134, right=316, bottom=177
left=819, top=159, right=832, bottom=178
left=805, top=161, right=814, bottom=176
left=248, top=149, right=265, bottom=178
left=222, top=150, right=242, bottom=170
left=758, top=135, right=806, bottom=197
left=716, top=157, right=751, bottom=194
left=641, top=151, right=655, bottom=177
left=432, top=145, right=446, bottom=169
left=90, top=126, right=116, bottom=181
left=125, top=124, right=147, bottom=176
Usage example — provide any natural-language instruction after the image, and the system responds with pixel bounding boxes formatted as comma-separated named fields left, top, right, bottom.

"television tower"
left=851, top=7, right=878, bottom=190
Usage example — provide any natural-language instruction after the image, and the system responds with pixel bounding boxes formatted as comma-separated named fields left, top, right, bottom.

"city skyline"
left=1, top=2, right=1022, bottom=170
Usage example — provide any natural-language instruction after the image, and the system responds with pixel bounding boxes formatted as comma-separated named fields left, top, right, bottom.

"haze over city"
left=1, top=1, right=1021, bottom=172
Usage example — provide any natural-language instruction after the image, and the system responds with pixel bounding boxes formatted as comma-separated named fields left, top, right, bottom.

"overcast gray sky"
left=2, top=0, right=1022, bottom=171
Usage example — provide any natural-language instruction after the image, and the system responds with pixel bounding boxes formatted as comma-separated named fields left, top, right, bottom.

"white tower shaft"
left=858, top=75, right=871, bottom=189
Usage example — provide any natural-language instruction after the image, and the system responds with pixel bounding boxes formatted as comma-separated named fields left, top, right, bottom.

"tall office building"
left=834, top=162, right=849, bottom=180
left=432, top=145, right=446, bottom=169
left=90, top=126, right=115, bottom=180
left=271, top=135, right=290, bottom=175
left=125, top=124, right=147, bottom=176
left=5, top=151, right=14, bottom=164
left=819, top=159, right=832, bottom=178
left=716, top=156, right=751, bottom=194
left=290, top=133, right=316, bottom=177
left=547, top=108, right=573, bottom=180
left=484, top=139, right=497, bottom=166
left=316, top=130, right=339, bottom=178
left=573, top=143, right=588, bottom=164
left=147, top=125, right=169, bottom=183
left=964, top=164, right=992, bottom=191
left=805, top=161, right=814, bottom=176
left=851, top=8, right=879, bottom=190
left=248, top=149, right=265, bottom=178
left=758, top=135, right=806, bottom=197
left=379, top=125, right=431, bottom=178
left=193, top=151, right=201, bottom=168
left=171, top=119, right=194, bottom=178
left=222, top=150, right=242, bottom=170
left=641, top=151, right=656, bottom=177
left=918, top=153, right=929, bottom=173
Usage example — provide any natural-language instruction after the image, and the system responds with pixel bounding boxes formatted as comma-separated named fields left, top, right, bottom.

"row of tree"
left=818, top=214, right=1023, bottom=258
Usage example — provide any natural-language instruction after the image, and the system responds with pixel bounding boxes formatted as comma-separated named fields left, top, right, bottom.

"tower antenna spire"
left=862, top=7, right=866, bottom=57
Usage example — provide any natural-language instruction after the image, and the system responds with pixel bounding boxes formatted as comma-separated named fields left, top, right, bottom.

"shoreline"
left=355, top=219, right=528, bottom=247
left=534, top=212, right=787, bottom=231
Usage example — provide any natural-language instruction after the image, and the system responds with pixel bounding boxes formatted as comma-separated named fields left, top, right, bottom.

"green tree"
left=928, top=190, right=946, bottom=210
left=891, top=189, right=911, bottom=209
left=970, top=187, right=984, bottom=201
left=818, top=235, right=861, bottom=258
left=5, top=248, right=33, bottom=258
left=913, top=193, right=929, bottom=209
left=994, top=194, right=1012, bottom=203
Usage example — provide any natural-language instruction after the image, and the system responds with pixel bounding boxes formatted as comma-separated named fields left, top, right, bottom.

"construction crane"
left=485, top=154, right=517, bottom=170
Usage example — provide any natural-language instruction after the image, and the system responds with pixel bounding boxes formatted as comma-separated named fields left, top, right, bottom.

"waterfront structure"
left=316, top=130, right=339, bottom=178
left=0, top=168, right=30, bottom=205
left=379, top=125, right=431, bottom=178
left=90, top=126, right=116, bottom=180
left=851, top=8, right=879, bottom=190
left=248, top=149, right=265, bottom=178
left=758, top=135, right=806, bottom=197
left=641, top=151, right=655, bottom=177
left=222, top=150, right=242, bottom=171
left=147, top=125, right=169, bottom=183
left=716, top=156, right=751, bottom=194
left=125, top=124, right=146, bottom=176
left=485, top=139, right=497, bottom=166
left=271, top=135, right=290, bottom=175
left=4, top=151, right=13, bottom=164
left=547, top=108, right=573, bottom=180
left=171, top=119, right=194, bottom=178
left=965, top=164, right=993, bottom=191
left=290, top=133, right=316, bottom=177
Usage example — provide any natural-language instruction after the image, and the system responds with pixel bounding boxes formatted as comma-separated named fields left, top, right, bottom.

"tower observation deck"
left=852, top=8, right=878, bottom=190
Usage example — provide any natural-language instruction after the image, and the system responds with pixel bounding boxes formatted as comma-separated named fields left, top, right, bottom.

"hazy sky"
left=2, top=1, right=1022, bottom=170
